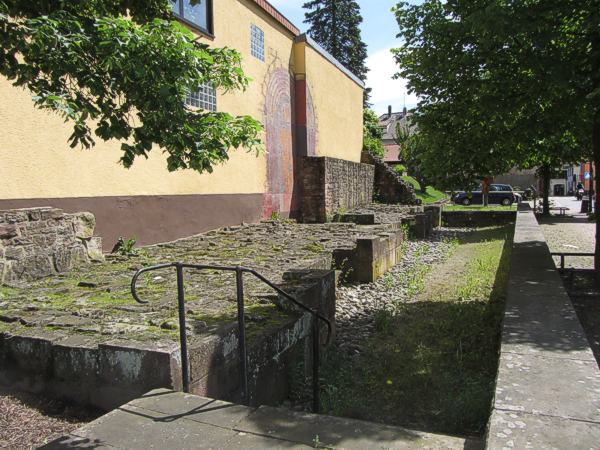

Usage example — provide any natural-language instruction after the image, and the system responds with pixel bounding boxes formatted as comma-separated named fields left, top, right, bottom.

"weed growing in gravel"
left=382, top=272, right=395, bottom=289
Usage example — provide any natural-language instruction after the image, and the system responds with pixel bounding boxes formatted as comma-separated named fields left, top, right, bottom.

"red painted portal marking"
left=262, top=68, right=296, bottom=218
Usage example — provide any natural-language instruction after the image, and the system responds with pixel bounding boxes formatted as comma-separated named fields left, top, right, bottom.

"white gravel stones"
left=335, top=228, right=471, bottom=354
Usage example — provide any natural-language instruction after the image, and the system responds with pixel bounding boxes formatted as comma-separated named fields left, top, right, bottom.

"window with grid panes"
left=250, top=24, right=265, bottom=62
left=185, top=82, right=217, bottom=111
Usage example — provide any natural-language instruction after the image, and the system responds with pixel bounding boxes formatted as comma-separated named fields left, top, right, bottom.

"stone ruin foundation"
left=0, top=207, right=103, bottom=285
left=0, top=204, right=440, bottom=411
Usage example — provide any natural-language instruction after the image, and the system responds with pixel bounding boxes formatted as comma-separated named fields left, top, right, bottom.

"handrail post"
left=176, top=263, right=190, bottom=393
left=236, top=267, right=249, bottom=406
left=561, top=254, right=565, bottom=270
left=312, top=312, right=320, bottom=413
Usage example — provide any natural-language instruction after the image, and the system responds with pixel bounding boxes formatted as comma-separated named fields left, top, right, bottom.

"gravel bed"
left=335, top=228, right=471, bottom=354
left=0, top=388, right=100, bottom=450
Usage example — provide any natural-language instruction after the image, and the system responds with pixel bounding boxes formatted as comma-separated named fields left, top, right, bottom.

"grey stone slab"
left=223, top=431, right=311, bottom=449
left=494, top=352, right=600, bottom=422
left=39, top=434, right=118, bottom=449
left=501, top=323, right=596, bottom=361
left=237, top=405, right=467, bottom=449
left=486, top=409, right=600, bottom=450
left=129, top=388, right=255, bottom=428
left=66, top=403, right=238, bottom=450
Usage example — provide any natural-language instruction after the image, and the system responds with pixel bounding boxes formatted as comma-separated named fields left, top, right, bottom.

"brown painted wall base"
left=0, top=194, right=264, bottom=248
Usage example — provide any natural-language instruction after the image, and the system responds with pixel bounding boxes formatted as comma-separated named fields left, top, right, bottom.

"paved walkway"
left=538, top=196, right=595, bottom=269
left=486, top=205, right=600, bottom=449
left=41, top=389, right=476, bottom=450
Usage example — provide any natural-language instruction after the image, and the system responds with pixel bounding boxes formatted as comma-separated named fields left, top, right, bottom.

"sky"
left=268, top=0, right=420, bottom=115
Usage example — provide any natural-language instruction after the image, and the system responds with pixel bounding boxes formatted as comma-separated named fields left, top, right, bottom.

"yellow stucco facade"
left=304, top=45, right=364, bottom=163
left=0, top=0, right=364, bottom=243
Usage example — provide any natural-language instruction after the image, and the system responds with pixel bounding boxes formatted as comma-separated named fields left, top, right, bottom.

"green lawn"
left=417, top=186, right=448, bottom=204
left=399, top=175, right=448, bottom=204
left=319, top=226, right=513, bottom=436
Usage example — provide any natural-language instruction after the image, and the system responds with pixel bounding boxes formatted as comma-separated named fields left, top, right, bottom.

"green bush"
left=393, top=164, right=407, bottom=174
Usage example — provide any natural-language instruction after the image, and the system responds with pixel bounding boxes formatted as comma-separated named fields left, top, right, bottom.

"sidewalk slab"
left=487, top=409, right=600, bottom=450
left=486, top=204, right=600, bottom=449
left=237, top=404, right=468, bottom=449
left=494, top=353, right=600, bottom=421
left=41, top=389, right=470, bottom=450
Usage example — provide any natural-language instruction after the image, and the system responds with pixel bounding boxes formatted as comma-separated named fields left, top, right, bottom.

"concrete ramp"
left=41, top=388, right=473, bottom=449
left=486, top=205, right=600, bottom=448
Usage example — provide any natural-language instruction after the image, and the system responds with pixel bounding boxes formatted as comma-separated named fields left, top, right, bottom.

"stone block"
left=4, top=332, right=61, bottom=377
left=0, top=207, right=102, bottom=283
left=40, top=208, right=64, bottom=220
left=86, top=236, right=104, bottom=261
left=333, top=213, right=375, bottom=225
left=70, top=212, right=96, bottom=239
left=0, top=224, right=18, bottom=240
left=412, top=213, right=430, bottom=238
left=424, top=204, right=442, bottom=228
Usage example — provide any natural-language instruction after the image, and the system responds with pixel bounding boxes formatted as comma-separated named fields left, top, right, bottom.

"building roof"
left=249, top=1, right=364, bottom=89
left=295, top=34, right=365, bottom=88
left=251, top=0, right=300, bottom=36
left=378, top=109, right=415, bottom=141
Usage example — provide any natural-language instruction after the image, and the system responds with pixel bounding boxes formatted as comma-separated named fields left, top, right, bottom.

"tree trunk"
left=541, top=165, right=551, bottom=216
left=416, top=171, right=428, bottom=194
left=593, top=33, right=600, bottom=271
left=594, top=123, right=600, bottom=270
left=482, top=177, right=490, bottom=207
left=590, top=161, right=595, bottom=213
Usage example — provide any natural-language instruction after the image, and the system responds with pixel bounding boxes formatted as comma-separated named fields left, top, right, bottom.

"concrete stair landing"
left=41, top=389, right=476, bottom=449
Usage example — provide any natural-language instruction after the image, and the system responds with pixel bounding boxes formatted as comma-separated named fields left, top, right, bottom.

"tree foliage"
left=363, top=108, right=384, bottom=158
left=394, top=121, right=430, bottom=193
left=393, top=0, right=600, bottom=265
left=303, top=0, right=369, bottom=84
left=392, top=0, right=597, bottom=183
left=0, top=0, right=262, bottom=173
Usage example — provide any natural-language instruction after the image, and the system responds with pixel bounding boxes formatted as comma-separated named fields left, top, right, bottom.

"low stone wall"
left=360, top=152, right=418, bottom=205
left=0, top=207, right=103, bottom=284
left=300, top=156, right=374, bottom=223
left=0, top=269, right=335, bottom=411
left=0, top=333, right=180, bottom=411
left=442, top=210, right=516, bottom=228
left=333, top=224, right=405, bottom=283
left=486, top=205, right=600, bottom=448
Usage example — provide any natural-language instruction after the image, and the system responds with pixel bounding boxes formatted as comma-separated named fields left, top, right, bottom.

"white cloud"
left=366, top=46, right=419, bottom=114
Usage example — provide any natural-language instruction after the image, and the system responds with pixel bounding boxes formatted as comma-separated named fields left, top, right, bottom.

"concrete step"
left=41, top=388, right=478, bottom=449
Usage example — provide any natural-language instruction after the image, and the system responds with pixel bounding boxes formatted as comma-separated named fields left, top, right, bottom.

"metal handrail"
left=130, top=262, right=332, bottom=413
left=550, top=252, right=595, bottom=270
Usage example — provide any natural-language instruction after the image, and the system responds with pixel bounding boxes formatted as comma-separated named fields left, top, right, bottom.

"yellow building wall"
left=0, top=0, right=296, bottom=201
left=0, top=0, right=363, bottom=202
left=305, top=45, right=364, bottom=163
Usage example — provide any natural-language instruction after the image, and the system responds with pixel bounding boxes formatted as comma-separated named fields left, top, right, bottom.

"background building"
left=378, top=106, right=413, bottom=166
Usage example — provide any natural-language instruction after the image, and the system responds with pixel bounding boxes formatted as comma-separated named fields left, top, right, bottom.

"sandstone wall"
left=361, top=152, right=419, bottom=205
left=301, top=156, right=374, bottom=223
left=0, top=207, right=102, bottom=284
left=441, top=210, right=516, bottom=228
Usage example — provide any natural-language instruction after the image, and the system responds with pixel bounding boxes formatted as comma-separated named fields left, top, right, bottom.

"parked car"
left=453, top=184, right=518, bottom=206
